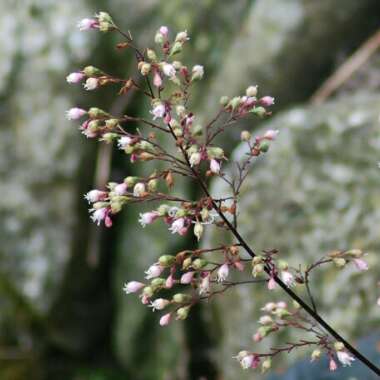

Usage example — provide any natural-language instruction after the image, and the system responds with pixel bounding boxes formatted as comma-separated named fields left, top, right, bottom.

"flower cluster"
left=66, top=12, right=379, bottom=377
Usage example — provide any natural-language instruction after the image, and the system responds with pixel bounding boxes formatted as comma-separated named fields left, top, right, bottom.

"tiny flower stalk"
left=66, top=14, right=380, bottom=377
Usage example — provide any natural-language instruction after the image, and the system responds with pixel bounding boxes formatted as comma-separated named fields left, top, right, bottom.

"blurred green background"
left=1, top=0, right=380, bottom=379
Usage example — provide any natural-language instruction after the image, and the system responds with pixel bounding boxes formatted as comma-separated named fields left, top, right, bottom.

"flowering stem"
left=167, top=124, right=380, bottom=376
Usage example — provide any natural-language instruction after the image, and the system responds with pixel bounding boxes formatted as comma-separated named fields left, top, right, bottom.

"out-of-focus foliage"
left=1, top=0, right=380, bottom=379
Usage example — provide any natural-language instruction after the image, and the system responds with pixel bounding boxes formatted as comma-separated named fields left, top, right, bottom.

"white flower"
left=84, top=190, right=107, bottom=203
left=191, top=65, right=204, bottom=80
left=149, top=298, right=170, bottom=311
left=114, top=183, right=128, bottom=196
left=162, top=63, right=176, bottom=77
left=66, top=72, right=85, bottom=83
left=90, top=207, right=107, bottom=225
left=150, top=104, right=165, bottom=120
left=281, top=270, right=295, bottom=287
left=209, top=159, right=220, bottom=174
left=123, top=281, right=145, bottom=294
left=133, top=182, right=146, bottom=197
left=66, top=107, right=87, bottom=120
left=337, top=351, right=355, bottom=367
left=259, top=315, right=273, bottom=325
left=77, top=18, right=98, bottom=31
left=145, top=264, right=164, bottom=279
left=84, top=77, right=99, bottom=91
left=117, top=136, right=132, bottom=149
left=138, top=212, right=159, bottom=227
left=263, top=129, right=279, bottom=141
left=169, top=218, right=185, bottom=234
left=189, top=152, right=201, bottom=167
left=240, top=354, right=254, bottom=369
left=199, top=274, right=210, bottom=295
left=217, top=263, right=229, bottom=282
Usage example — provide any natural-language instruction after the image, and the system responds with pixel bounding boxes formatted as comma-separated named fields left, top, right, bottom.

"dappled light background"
left=1, top=0, right=380, bottom=379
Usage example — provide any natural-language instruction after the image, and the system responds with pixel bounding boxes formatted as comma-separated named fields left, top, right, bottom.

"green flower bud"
left=261, top=358, right=271, bottom=373
left=191, top=124, right=203, bottom=136
left=88, top=120, right=101, bottom=132
left=334, top=342, right=345, bottom=351
left=251, top=106, right=266, bottom=117
left=170, top=41, right=182, bottom=56
left=246, top=85, right=258, bottom=97
left=124, top=176, right=138, bottom=187
left=344, top=249, right=363, bottom=258
left=259, top=141, right=270, bottom=153
left=192, top=258, right=208, bottom=270
left=200, top=208, right=209, bottom=221
left=147, top=179, right=158, bottom=192
left=182, top=257, right=192, bottom=270
left=173, top=128, right=183, bottom=137
left=207, top=146, right=224, bottom=159
left=157, top=204, right=170, bottom=216
left=105, top=118, right=120, bottom=128
left=110, top=200, right=123, bottom=213
left=143, top=286, right=154, bottom=298
left=93, top=201, right=109, bottom=209
left=83, top=65, right=103, bottom=77
left=140, top=62, right=151, bottom=76
left=278, top=260, right=288, bottom=270
left=241, top=130, right=251, bottom=141
left=172, top=61, right=182, bottom=70
left=154, top=32, right=164, bottom=45
left=88, top=107, right=109, bottom=119
left=175, top=209, right=187, bottom=218
left=151, top=278, right=165, bottom=290
left=252, top=263, right=264, bottom=277
left=172, top=293, right=192, bottom=303
left=194, top=222, right=204, bottom=241
left=176, top=305, right=191, bottom=320
left=333, top=257, right=346, bottom=268
left=220, top=96, right=230, bottom=106
left=146, top=48, right=157, bottom=61
left=311, top=349, right=321, bottom=361
left=228, top=96, right=241, bottom=110
left=252, top=256, right=263, bottom=265
left=101, top=133, right=119, bottom=143
left=158, top=255, right=176, bottom=267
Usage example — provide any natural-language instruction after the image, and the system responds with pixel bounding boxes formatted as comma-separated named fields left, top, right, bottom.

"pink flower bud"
left=260, top=96, right=275, bottom=107
left=139, top=211, right=159, bottom=227
left=209, top=159, right=221, bottom=174
left=199, top=273, right=210, bottom=295
left=105, top=215, right=113, bottom=228
left=153, top=71, right=163, bottom=88
left=66, top=72, right=85, bottom=83
left=159, top=26, right=169, bottom=36
left=159, top=312, right=172, bottom=326
left=66, top=107, right=87, bottom=120
left=165, top=274, right=174, bottom=289
left=233, top=261, right=245, bottom=271
left=123, top=281, right=145, bottom=294
left=145, top=264, right=164, bottom=279
left=217, top=263, right=229, bottom=282
left=77, top=18, right=99, bottom=31
left=329, top=358, right=338, bottom=371
left=353, top=258, right=368, bottom=271
left=114, top=183, right=128, bottom=196
left=240, top=354, right=254, bottom=369
left=180, top=271, right=195, bottom=284
left=90, top=207, right=108, bottom=225
left=281, top=270, right=294, bottom=287
left=253, top=332, right=262, bottom=342
left=263, top=129, right=279, bottom=141
left=267, top=277, right=276, bottom=290
left=276, top=301, right=287, bottom=309
left=169, top=218, right=185, bottom=234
